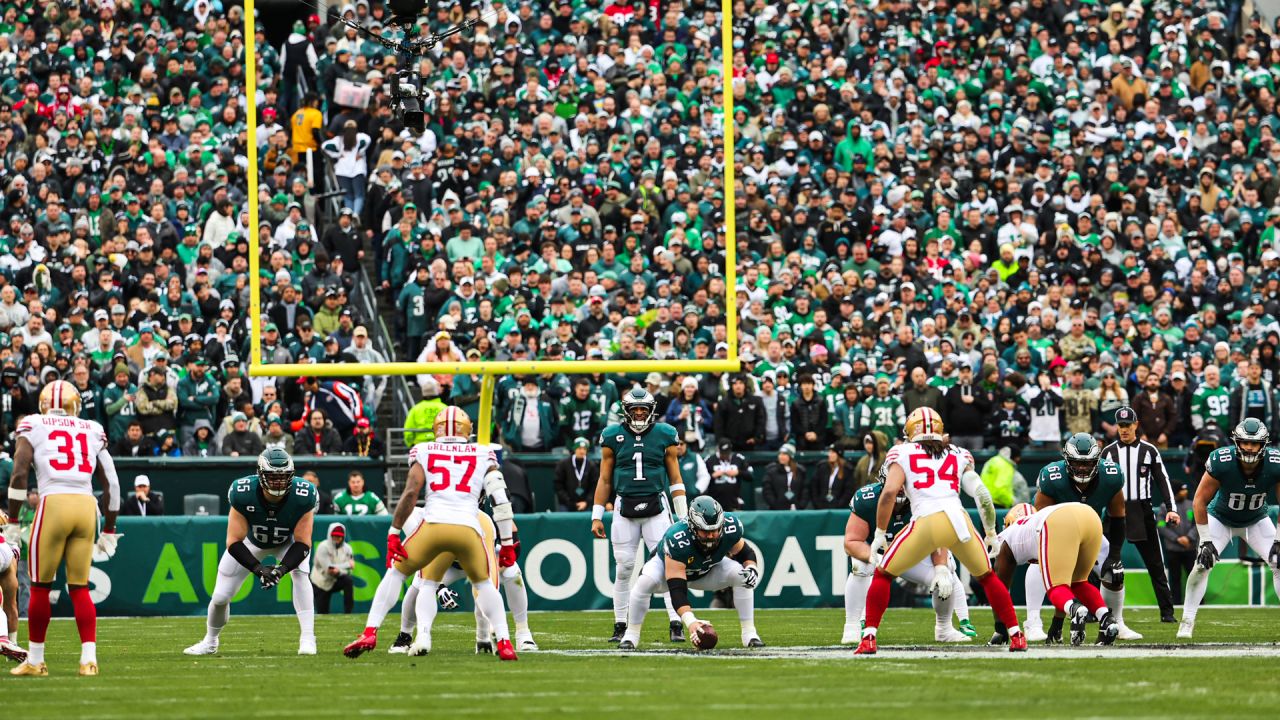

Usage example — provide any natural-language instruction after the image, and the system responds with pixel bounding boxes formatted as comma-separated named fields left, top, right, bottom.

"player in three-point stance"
left=7, top=380, right=122, bottom=677
left=619, top=496, right=763, bottom=650
left=344, top=407, right=519, bottom=661
left=184, top=447, right=318, bottom=656
left=843, top=480, right=975, bottom=644
left=1028, top=433, right=1137, bottom=643
left=1178, top=418, right=1280, bottom=639
left=993, top=503, right=1119, bottom=646
left=855, top=408, right=1023, bottom=654
left=591, top=387, right=687, bottom=643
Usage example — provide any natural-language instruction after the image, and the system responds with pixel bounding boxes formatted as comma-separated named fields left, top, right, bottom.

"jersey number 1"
left=909, top=453, right=959, bottom=491
left=426, top=453, right=476, bottom=493
left=48, top=430, right=92, bottom=474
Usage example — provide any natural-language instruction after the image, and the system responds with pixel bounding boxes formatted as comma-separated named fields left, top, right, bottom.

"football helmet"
left=433, top=406, right=473, bottom=440
left=620, top=387, right=657, bottom=434
left=1003, top=502, right=1035, bottom=530
left=1232, top=417, right=1269, bottom=464
left=1061, top=432, right=1101, bottom=487
left=258, top=447, right=295, bottom=499
left=903, top=407, right=945, bottom=443
left=38, top=380, right=82, bottom=417
left=687, top=496, right=725, bottom=553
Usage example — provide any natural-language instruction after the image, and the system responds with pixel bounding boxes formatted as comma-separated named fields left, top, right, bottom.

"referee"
left=1102, top=406, right=1181, bottom=623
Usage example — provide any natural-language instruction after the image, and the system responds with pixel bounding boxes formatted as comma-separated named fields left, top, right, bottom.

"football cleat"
left=10, top=661, right=48, bottom=676
left=476, top=641, right=494, bottom=655
left=1160, top=612, right=1177, bottom=623
left=935, top=627, right=972, bottom=643
left=516, top=632, right=538, bottom=652
left=495, top=639, right=517, bottom=661
left=853, top=634, right=877, bottom=655
left=0, top=640, right=27, bottom=663
left=183, top=638, right=219, bottom=656
left=1097, top=613, right=1119, bottom=646
left=841, top=624, right=861, bottom=644
left=1009, top=632, right=1027, bottom=652
left=78, top=662, right=98, bottom=676
left=298, top=636, right=317, bottom=655
left=1045, top=616, right=1064, bottom=645
left=1066, top=601, right=1089, bottom=646
left=618, top=639, right=635, bottom=651
left=409, top=637, right=431, bottom=656
left=1024, top=625, right=1048, bottom=643
left=669, top=620, right=685, bottom=643
left=1114, top=623, right=1142, bottom=640
left=745, top=637, right=766, bottom=648
left=343, top=629, right=377, bottom=658
left=388, top=632, right=413, bottom=654
left=988, top=630, right=1008, bottom=646
left=609, top=622, right=627, bottom=643
left=957, top=620, right=977, bottom=638
left=1176, top=619, right=1195, bottom=640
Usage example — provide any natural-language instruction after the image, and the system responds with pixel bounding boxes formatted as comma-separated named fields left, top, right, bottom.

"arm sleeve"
left=279, top=541, right=311, bottom=572
left=1106, top=515, right=1125, bottom=561
left=484, top=467, right=515, bottom=543
left=695, top=456, right=711, bottom=494
left=97, top=448, right=121, bottom=512
left=961, top=469, right=996, bottom=536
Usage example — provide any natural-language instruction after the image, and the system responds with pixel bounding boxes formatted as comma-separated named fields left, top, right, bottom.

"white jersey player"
left=344, top=407, right=519, bottom=661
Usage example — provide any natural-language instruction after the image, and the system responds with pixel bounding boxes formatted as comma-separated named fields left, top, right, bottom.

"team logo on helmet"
left=1232, top=417, right=1269, bottom=464
left=1061, top=432, right=1101, bottom=487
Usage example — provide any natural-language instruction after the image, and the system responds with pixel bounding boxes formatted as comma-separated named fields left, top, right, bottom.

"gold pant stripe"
left=30, top=494, right=97, bottom=585
left=1039, top=504, right=1102, bottom=588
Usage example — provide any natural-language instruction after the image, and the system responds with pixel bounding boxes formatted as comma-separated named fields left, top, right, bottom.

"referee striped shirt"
left=1101, top=439, right=1176, bottom=512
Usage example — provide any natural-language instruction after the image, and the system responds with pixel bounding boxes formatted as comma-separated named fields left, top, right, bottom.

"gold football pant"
left=29, top=494, right=97, bottom=585
left=881, top=511, right=991, bottom=577
left=1037, top=504, right=1103, bottom=588
left=396, top=522, right=492, bottom=585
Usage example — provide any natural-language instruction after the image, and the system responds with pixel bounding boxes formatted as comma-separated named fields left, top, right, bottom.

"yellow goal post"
left=242, top=0, right=740, bottom=443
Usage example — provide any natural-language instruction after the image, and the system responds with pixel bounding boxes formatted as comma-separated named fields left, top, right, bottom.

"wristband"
left=668, top=483, right=685, bottom=494
left=591, top=504, right=605, bottom=521
left=7, top=487, right=26, bottom=502
left=389, top=526, right=402, bottom=536
left=1196, top=524, right=1209, bottom=539
left=680, top=610, right=699, bottom=629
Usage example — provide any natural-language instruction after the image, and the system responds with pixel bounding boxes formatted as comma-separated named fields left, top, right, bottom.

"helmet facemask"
left=621, top=389, right=657, bottom=434
left=258, top=449, right=294, bottom=500
left=688, top=497, right=725, bottom=553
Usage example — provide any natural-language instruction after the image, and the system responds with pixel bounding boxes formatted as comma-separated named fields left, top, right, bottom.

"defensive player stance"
left=591, top=388, right=687, bottom=643
left=1179, top=418, right=1280, bottom=639
left=390, top=509, right=538, bottom=653
left=6, top=381, right=121, bottom=676
left=185, top=448, right=317, bottom=655
left=843, top=481, right=974, bottom=644
left=0, top=536, right=26, bottom=662
left=994, top=503, right=1119, bottom=646
left=1027, top=434, right=1137, bottom=643
left=856, top=408, right=1023, bottom=654
left=344, top=407, right=518, bottom=661
left=619, top=497, right=762, bottom=650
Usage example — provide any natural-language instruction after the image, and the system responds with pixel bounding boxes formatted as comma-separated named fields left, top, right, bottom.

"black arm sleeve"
left=1106, top=516, right=1125, bottom=561
left=730, top=543, right=757, bottom=565
left=228, top=541, right=262, bottom=572
left=278, top=541, right=312, bottom=573
left=667, top=576, right=690, bottom=612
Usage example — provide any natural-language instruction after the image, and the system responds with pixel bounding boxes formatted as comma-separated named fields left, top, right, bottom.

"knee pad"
left=613, top=547, right=637, bottom=574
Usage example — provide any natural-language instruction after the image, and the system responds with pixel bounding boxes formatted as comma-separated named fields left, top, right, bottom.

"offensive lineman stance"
left=591, top=388, right=686, bottom=643
left=184, top=448, right=318, bottom=655
left=1178, top=418, right=1280, bottom=638
left=843, top=481, right=975, bottom=644
left=344, top=407, right=518, bottom=661
left=0, top=538, right=24, bottom=661
left=1029, top=433, right=1137, bottom=642
left=994, top=503, right=1119, bottom=646
left=856, top=408, right=1023, bottom=654
left=7, top=381, right=122, bottom=676
left=619, top=497, right=763, bottom=650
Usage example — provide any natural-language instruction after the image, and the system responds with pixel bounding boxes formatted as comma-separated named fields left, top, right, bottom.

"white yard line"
left=542, top=643, right=1280, bottom=661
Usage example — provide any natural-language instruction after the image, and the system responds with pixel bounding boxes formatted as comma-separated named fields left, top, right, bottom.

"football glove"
left=740, top=565, right=759, bottom=589
left=95, top=532, right=122, bottom=559
left=498, top=543, right=518, bottom=568
left=1269, top=541, right=1280, bottom=570
left=255, top=565, right=280, bottom=589
left=1100, top=557, right=1123, bottom=584
left=386, top=533, right=408, bottom=568
left=929, top=564, right=954, bottom=600
left=1196, top=541, right=1218, bottom=571
left=867, top=528, right=888, bottom=559
left=436, top=585, right=460, bottom=611
left=984, top=532, right=1000, bottom=562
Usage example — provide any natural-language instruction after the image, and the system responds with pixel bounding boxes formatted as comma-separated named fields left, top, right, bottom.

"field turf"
left=5, top=608, right=1278, bottom=718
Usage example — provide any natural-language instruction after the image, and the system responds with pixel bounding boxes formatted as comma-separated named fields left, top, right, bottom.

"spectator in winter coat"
left=762, top=444, right=809, bottom=510
left=221, top=413, right=266, bottom=457
left=754, top=373, right=791, bottom=451
left=713, top=374, right=766, bottom=451
left=176, top=357, right=220, bottom=441
left=705, top=440, right=753, bottom=510
left=944, top=363, right=991, bottom=450
left=294, top=408, right=345, bottom=456
left=663, top=378, right=714, bottom=451
left=182, top=419, right=220, bottom=457
left=502, top=377, right=556, bottom=451
left=311, top=522, right=356, bottom=614
left=554, top=438, right=599, bottom=511
left=135, top=366, right=178, bottom=436
left=986, top=391, right=1030, bottom=450
left=404, top=378, right=447, bottom=445
left=809, top=447, right=857, bottom=509
left=262, top=415, right=295, bottom=454
left=1133, top=372, right=1178, bottom=448
left=790, top=373, right=829, bottom=451
left=1159, top=484, right=1199, bottom=605
left=902, top=366, right=945, bottom=415
left=342, top=417, right=384, bottom=458
left=851, top=430, right=890, bottom=490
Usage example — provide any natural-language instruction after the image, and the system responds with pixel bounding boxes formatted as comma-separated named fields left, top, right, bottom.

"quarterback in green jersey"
left=184, top=448, right=318, bottom=656
left=841, top=481, right=974, bottom=644
left=1178, top=418, right=1280, bottom=639
left=619, top=497, right=763, bottom=650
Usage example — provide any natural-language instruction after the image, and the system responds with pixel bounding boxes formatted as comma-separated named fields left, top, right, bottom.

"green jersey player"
left=1178, top=418, right=1280, bottom=639
left=591, top=387, right=689, bottom=643
left=184, top=448, right=318, bottom=656
left=1029, top=432, right=1132, bottom=643
left=619, top=497, right=763, bottom=650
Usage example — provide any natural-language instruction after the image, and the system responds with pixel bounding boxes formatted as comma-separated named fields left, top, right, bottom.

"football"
left=692, top=623, right=718, bottom=651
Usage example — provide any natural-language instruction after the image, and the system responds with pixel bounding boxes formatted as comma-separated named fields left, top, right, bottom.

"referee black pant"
left=1127, top=502, right=1175, bottom=616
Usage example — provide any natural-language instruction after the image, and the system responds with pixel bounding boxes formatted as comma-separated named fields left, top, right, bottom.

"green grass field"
left=5, top=608, right=1278, bottom=718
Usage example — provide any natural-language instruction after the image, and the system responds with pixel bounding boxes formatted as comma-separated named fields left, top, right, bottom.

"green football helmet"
left=688, top=496, right=725, bottom=553
left=620, top=386, right=657, bottom=434
left=1232, top=417, right=1269, bottom=464
left=1061, top=432, right=1101, bottom=487
left=258, top=447, right=295, bottom=499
